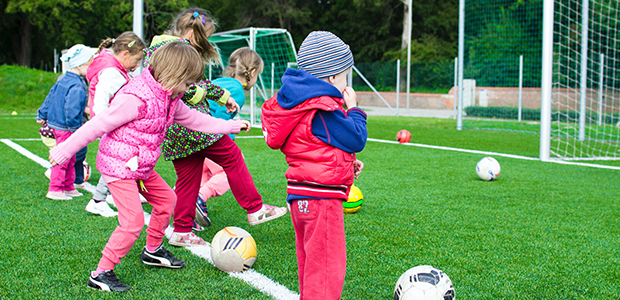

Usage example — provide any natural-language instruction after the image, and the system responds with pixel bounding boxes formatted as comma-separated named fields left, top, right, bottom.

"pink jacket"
left=86, top=50, right=130, bottom=117
left=50, top=68, right=242, bottom=181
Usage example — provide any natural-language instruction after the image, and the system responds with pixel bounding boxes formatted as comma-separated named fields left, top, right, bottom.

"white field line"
left=366, top=138, right=620, bottom=171
left=1, top=138, right=300, bottom=300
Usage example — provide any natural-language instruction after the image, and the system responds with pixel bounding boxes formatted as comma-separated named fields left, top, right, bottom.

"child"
left=49, top=41, right=250, bottom=292
left=145, top=8, right=286, bottom=247
left=194, top=47, right=264, bottom=228
left=261, top=31, right=367, bottom=300
left=37, top=44, right=96, bottom=200
left=84, top=31, right=146, bottom=218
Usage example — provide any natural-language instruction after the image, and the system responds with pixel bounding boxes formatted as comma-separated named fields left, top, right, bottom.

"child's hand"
left=226, top=97, right=240, bottom=113
left=240, top=120, right=251, bottom=133
left=37, top=119, right=46, bottom=126
left=343, top=87, right=357, bottom=109
left=353, top=159, right=364, bottom=179
left=49, top=155, right=58, bottom=167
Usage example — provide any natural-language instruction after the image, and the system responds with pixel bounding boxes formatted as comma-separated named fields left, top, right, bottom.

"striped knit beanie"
left=297, top=31, right=354, bottom=79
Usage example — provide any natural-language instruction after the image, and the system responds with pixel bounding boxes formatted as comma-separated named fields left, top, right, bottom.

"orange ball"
left=396, top=130, right=411, bottom=143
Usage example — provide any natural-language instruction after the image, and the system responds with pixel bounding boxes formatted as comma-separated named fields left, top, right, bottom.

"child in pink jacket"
left=49, top=41, right=250, bottom=292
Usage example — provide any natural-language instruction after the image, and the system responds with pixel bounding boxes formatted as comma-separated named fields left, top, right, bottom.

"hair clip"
left=112, top=38, right=116, bottom=44
left=193, top=12, right=199, bottom=18
left=201, top=14, right=206, bottom=25
left=128, top=40, right=136, bottom=48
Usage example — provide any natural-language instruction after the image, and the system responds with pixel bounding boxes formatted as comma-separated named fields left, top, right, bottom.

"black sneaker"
left=87, top=270, right=131, bottom=292
left=195, top=195, right=212, bottom=228
left=140, top=245, right=185, bottom=269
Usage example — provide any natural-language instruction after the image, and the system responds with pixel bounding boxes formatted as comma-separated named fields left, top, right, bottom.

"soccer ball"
left=210, top=227, right=257, bottom=272
left=397, top=130, right=412, bottom=143
left=83, top=161, right=91, bottom=181
left=343, top=184, right=363, bottom=213
left=393, top=265, right=455, bottom=300
left=475, top=157, right=501, bottom=181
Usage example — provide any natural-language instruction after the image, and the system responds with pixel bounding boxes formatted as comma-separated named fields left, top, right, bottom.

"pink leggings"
left=49, top=129, right=75, bottom=192
left=199, top=158, right=230, bottom=200
left=97, top=171, right=176, bottom=270
left=290, top=199, right=347, bottom=300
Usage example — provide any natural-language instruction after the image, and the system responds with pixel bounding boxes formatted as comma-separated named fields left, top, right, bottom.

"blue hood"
left=277, top=68, right=343, bottom=109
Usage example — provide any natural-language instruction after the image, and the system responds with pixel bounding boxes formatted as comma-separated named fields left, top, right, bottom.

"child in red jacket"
left=261, top=31, right=367, bottom=300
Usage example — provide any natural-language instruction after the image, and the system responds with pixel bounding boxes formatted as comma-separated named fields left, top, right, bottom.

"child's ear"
left=250, top=69, right=257, bottom=79
left=326, top=75, right=336, bottom=84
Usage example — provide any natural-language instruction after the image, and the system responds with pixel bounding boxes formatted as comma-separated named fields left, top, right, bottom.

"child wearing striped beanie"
left=261, top=30, right=367, bottom=300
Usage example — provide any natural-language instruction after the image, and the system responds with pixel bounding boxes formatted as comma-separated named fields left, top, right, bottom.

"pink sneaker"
left=248, top=204, right=288, bottom=225
left=64, top=189, right=83, bottom=197
left=46, top=191, right=71, bottom=200
left=168, top=232, right=207, bottom=247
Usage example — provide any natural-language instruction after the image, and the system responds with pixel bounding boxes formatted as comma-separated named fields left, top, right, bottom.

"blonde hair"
left=222, top=47, right=264, bottom=89
left=167, top=8, right=221, bottom=66
left=96, top=31, right=145, bottom=56
left=149, top=41, right=204, bottom=90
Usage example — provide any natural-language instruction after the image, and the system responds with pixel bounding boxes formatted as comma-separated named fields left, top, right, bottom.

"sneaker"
left=140, top=245, right=185, bottom=268
left=74, top=183, right=85, bottom=189
left=168, top=231, right=207, bottom=247
left=195, top=195, right=211, bottom=228
left=192, top=220, right=204, bottom=232
left=87, top=270, right=131, bottom=292
left=248, top=204, right=288, bottom=226
left=44, top=168, right=51, bottom=180
left=85, top=199, right=118, bottom=217
left=46, top=191, right=72, bottom=200
left=64, top=189, right=83, bottom=197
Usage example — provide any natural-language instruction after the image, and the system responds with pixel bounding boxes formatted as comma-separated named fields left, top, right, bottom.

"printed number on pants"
left=297, top=200, right=309, bottom=214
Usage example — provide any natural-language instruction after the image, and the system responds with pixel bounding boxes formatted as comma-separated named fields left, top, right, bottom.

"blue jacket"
left=208, top=77, right=246, bottom=139
left=276, top=68, right=367, bottom=153
left=37, top=71, right=88, bottom=132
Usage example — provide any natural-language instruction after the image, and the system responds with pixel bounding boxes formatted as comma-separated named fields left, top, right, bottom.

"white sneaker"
left=248, top=204, right=288, bottom=225
left=105, top=194, right=116, bottom=208
left=85, top=199, right=118, bottom=217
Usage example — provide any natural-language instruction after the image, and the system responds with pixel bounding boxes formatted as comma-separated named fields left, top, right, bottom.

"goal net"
left=209, top=28, right=298, bottom=125
left=549, top=0, right=620, bottom=160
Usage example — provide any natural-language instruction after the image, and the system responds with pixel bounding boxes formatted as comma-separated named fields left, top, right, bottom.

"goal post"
left=459, top=0, right=620, bottom=163
left=209, top=28, right=298, bottom=125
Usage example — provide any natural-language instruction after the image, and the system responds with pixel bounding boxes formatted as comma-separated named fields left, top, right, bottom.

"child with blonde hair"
left=83, top=31, right=146, bottom=217
left=144, top=8, right=286, bottom=247
left=194, top=47, right=264, bottom=228
left=261, top=31, right=367, bottom=299
left=49, top=41, right=250, bottom=292
left=37, top=44, right=96, bottom=200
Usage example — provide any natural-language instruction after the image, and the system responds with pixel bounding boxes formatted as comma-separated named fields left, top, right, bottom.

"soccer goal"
left=209, top=28, right=298, bottom=125
left=540, top=0, right=620, bottom=161
left=458, top=0, right=620, bottom=162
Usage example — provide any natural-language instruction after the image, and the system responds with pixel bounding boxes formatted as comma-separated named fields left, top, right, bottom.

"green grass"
left=1, top=115, right=620, bottom=299
left=0, top=65, right=60, bottom=113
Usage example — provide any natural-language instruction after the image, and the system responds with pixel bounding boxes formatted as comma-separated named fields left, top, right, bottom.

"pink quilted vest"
left=86, top=50, right=130, bottom=117
left=96, top=67, right=180, bottom=180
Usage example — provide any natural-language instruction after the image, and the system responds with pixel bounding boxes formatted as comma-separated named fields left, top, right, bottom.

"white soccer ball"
left=393, top=265, right=455, bottom=300
left=476, top=157, right=501, bottom=181
left=210, top=227, right=257, bottom=272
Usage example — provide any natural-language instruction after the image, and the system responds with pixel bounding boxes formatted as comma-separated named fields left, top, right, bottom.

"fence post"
left=578, top=0, right=589, bottom=140
left=598, top=53, right=605, bottom=126
left=271, top=62, right=275, bottom=98
left=457, top=0, right=465, bottom=130
left=518, top=55, right=524, bottom=122
left=396, top=59, right=400, bottom=116
left=453, top=57, right=458, bottom=119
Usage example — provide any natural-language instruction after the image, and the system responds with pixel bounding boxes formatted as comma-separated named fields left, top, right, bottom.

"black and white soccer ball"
left=393, top=265, right=455, bottom=300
